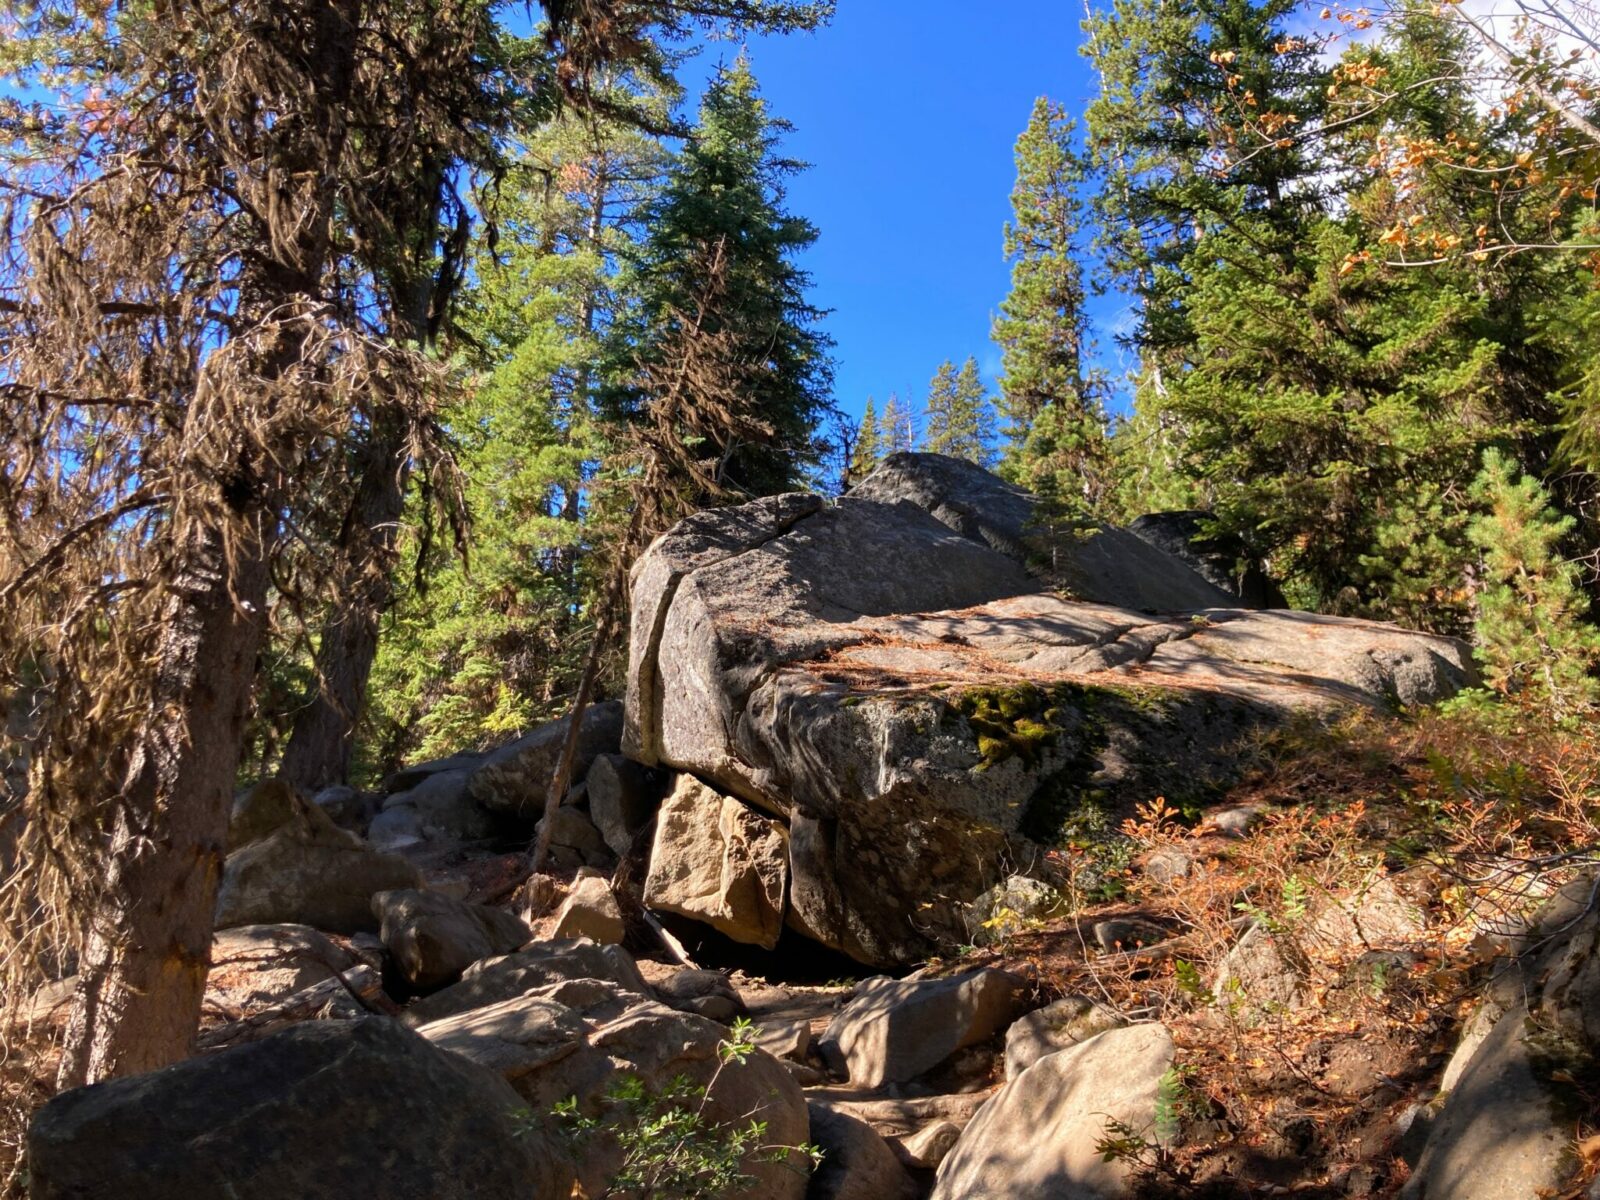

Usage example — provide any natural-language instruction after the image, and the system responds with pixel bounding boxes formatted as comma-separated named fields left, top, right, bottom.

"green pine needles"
left=1468, top=449, right=1600, bottom=722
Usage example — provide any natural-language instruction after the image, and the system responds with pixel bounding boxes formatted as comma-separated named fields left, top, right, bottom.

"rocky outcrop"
left=853, top=452, right=1238, bottom=612
left=468, top=701, right=624, bottom=821
left=27, top=1018, right=572, bottom=1200
left=1127, top=509, right=1285, bottom=608
left=818, top=968, right=1031, bottom=1088
left=373, top=888, right=529, bottom=988
left=644, top=774, right=788, bottom=949
left=1402, top=875, right=1600, bottom=1200
left=932, top=1022, right=1176, bottom=1200
left=418, top=977, right=811, bottom=1200
left=370, top=768, right=497, bottom=852
left=624, top=455, right=1474, bottom=964
left=214, top=800, right=421, bottom=934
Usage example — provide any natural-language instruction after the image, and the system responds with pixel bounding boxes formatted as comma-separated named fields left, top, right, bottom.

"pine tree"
left=923, top=361, right=962, bottom=456
left=850, top=396, right=885, bottom=482
left=993, top=97, right=1104, bottom=463
left=614, top=54, right=834, bottom=500
left=879, top=392, right=917, bottom=453
left=1468, top=449, right=1600, bottom=720
left=923, top=358, right=995, bottom=465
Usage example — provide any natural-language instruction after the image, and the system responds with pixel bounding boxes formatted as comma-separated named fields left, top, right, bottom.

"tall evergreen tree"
left=994, top=99, right=1103, bottom=455
left=925, top=358, right=997, bottom=466
left=613, top=54, right=834, bottom=500
left=850, top=396, right=885, bottom=482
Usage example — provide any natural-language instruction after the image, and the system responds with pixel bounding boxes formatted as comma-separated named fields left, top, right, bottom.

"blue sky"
left=679, top=4, right=1133, bottom=428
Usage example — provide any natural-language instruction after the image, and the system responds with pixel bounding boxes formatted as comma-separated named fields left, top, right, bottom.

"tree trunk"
left=57, top=515, right=272, bottom=1086
left=277, top=424, right=409, bottom=791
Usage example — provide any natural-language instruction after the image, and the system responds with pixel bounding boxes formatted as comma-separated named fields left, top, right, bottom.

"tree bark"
left=277, top=424, right=409, bottom=791
left=57, top=514, right=272, bottom=1086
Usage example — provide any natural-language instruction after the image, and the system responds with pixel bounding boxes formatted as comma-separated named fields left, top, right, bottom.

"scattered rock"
left=1093, top=917, right=1169, bottom=954
left=550, top=875, right=626, bottom=944
left=891, top=1120, right=963, bottom=1171
left=27, top=1018, right=573, bottom=1200
left=644, top=775, right=788, bottom=949
left=807, top=1102, right=918, bottom=1200
left=373, top=888, right=529, bottom=988
left=214, top=802, right=421, bottom=934
left=1212, top=921, right=1311, bottom=1020
left=206, top=924, right=358, bottom=1015
left=310, top=784, right=373, bottom=834
left=1306, top=874, right=1428, bottom=952
left=963, top=874, right=1061, bottom=944
left=424, top=980, right=811, bottom=1200
left=756, top=1019, right=810, bottom=1063
left=586, top=754, right=658, bottom=856
left=469, top=702, right=625, bottom=822
left=932, top=1023, right=1176, bottom=1200
left=650, top=967, right=745, bottom=1023
left=1143, top=847, right=1193, bottom=884
left=401, top=939, right=650, bottom=1027
left=227, top=779, right=302, bottom=850
left=384, top=752, right=485, bottom=795
left=1003, top=995, right=1126, bottom=1080
left=819, top=968, right=1031, bottom=1088
left=379, top=769, right=498, bottom=847
left=536, top=805, right=611, bottom=866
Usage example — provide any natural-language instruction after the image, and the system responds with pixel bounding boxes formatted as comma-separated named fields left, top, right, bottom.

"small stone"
left=551, top=876, right=626, bottom=945
left=892, top=1120, right=962, bottom=1170
left=1143, top=848, right=1193, bottom=884
left=1210, top=805, right=1265, bottom=836
left=1093, top=918, right=1168, bottom=954
left=756, top=1020, right=811, bottom=1063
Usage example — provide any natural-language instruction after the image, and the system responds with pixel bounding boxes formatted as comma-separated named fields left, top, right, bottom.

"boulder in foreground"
left=27, top=1018, right=572, bottom=1200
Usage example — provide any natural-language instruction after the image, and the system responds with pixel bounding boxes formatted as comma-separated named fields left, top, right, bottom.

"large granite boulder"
left=214, top=801, right=421, bottom=934
left=644, top=774, right=788, bottom=949
left=417, top=978, right=811, bottom=1200
left=1402, top=874, right=1600, bottom=1200
left=625, top=455, right=1475, bottom=965
left=27, top=1018, right=572, bottom=1200
left=931, top=1022, right=1176, bottom=1200
left=469, top=702, right=625, bottom=821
